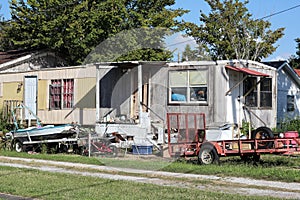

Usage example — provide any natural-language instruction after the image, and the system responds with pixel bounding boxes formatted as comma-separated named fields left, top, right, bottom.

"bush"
left=0, top=112, right=13, bottom=134
left=275, top=117, right=300, bottom=133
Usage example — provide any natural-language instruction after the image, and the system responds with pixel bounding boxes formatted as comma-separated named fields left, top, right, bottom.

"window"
left=260, top=78, right=272, bottom=107
left=287, top=95, right=295, bottom=112
left=49, top=79, right=74, bottom=110
left=244, top=77, right=257, bottom=107
left=169, top=70, right=208, bottom=103
left=243, top=77, right=272, bottom=108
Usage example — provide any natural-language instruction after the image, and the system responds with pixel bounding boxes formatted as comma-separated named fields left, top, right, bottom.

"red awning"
left=225, top=65, right=269, bottom=77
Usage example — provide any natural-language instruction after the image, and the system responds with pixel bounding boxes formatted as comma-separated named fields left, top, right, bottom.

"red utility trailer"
left=167, top=113, right=300, bottom=164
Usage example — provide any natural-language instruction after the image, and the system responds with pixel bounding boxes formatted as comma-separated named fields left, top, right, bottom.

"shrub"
left=275, top=117, right=300, bottom=133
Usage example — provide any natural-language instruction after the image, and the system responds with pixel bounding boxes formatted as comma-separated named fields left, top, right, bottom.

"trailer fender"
left=208, top=141, right=223, bottom=155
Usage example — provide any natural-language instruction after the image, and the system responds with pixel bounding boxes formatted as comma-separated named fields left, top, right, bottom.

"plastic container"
left=284, top=131, right=299, bottom=138
left=132, top=144, right=153, bottom=155
left=284, top=131, right=299, bottom=145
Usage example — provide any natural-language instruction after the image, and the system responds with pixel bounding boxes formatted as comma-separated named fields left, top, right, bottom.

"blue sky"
left=1, top=0, right=300, bottom=61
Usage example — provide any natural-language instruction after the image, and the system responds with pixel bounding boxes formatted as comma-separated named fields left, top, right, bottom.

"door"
left=24, top=76, right=37, bottom=120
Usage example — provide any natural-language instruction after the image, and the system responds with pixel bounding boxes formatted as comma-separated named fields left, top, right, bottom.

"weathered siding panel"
left=76, top=78, right=96, bottom=108
left=149, top=67, right=168, bottom=122
left=3, top=82, right=23, bottom=100
left=38, top=80, right=48, bottom=110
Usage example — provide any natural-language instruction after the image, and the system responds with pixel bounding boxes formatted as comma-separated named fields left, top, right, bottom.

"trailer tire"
left=251, top=127, right=274, bottom=149
left=13, top=140, right=23, bottom=152
left=198, top=143, right=219, bottom=165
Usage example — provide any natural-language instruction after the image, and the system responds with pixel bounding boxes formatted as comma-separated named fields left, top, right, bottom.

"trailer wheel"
left=251, top=127, right=274, bottom=149
left=198, top=143, right=219, bottom=165
left=13, top=140, right=23, bottom=152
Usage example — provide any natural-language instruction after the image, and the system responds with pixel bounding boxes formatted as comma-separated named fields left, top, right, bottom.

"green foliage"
left=2, top=0, right=188, bottom=65
left=275, top=117, right=300, bottom=134
left=0, top=111, right=13, bottom=134
left=184, top=0, right=285, bottom=61
left=288, top=38, right=300, bottom=68
left=181, top=43, right=212, bottom=61
left=84, top=27, right=174, bottom=63
left=240, top=120, right=253, bottom=136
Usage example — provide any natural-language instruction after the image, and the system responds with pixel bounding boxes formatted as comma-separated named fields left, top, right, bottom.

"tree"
left=0, top=4, right=8, bottom=51
left=2, top=0, right=188, bottom=65
left=181, top=43, right=212, bottom=62
left=184, top=0, right=285, bottom=61
left=289, top=38, right=300, bottom=69
left=181, top=44, right=195, bottom=61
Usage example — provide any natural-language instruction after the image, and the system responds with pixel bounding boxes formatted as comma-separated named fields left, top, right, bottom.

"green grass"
left=0, top=166, right=280, bottom=200
left=164, top=156, right=300, bottom=182
left=1, top=150, right=300, bottom=183
left=0, top=150, right=104, bottom=165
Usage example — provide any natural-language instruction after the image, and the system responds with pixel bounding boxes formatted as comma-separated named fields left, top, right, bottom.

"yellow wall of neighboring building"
left=3, top=82, right=23, bottom=100
left=38, top=80, right=48, bottom=110
left=0, top=97, right=3, bottom=110
left=0, top=82, right=23, bottom=113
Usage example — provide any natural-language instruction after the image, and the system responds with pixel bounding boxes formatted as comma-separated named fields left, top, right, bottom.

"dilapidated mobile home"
left=94, top=60, right=277, bottom=145
left=0, top=59, right=278, bottom=146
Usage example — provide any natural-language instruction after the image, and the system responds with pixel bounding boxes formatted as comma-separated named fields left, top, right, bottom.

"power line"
left=257, top=4, right=300, bottom=20
left=167, top=38, right=195, bottom=47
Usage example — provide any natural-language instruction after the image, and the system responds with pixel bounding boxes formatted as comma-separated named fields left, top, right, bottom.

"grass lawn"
left=164, top=155, right=300, bottom=182
left=0, top=165, right=281, bottom=200
left=1, top=150, right=300, bottom=183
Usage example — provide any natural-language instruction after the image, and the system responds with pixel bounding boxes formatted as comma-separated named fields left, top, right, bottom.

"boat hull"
left=8, top=124, right=77, bottom=142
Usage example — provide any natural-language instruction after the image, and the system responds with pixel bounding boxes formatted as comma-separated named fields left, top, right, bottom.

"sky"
left=1, top=0, right=300, bottom=61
